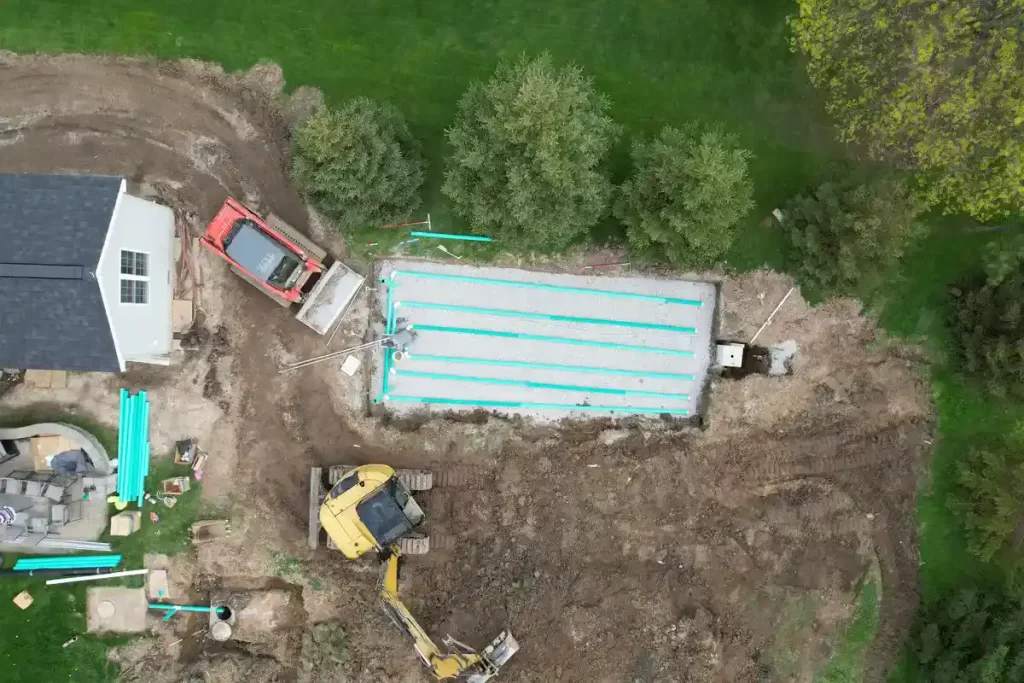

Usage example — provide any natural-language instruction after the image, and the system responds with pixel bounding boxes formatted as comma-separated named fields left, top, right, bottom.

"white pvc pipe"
left=749, top=287, right=795, bottom=345
left=45, top=569, right=149, bottom=585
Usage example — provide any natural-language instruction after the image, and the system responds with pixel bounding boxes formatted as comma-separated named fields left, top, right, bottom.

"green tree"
left=292, top=98, right=425, bottom=230
left=791, top=0, right=1024, bottom=219
left=783, top=177, right=924, bottom=297
left=443, top=54, right=619, bottom=251
left=949, top=438, right=1024, bottom=564
left=949, top=238, right=1024, bottom=394
left=615, top=125, right=754, bottom=268
left=912, top=590, right=1024, bottom=683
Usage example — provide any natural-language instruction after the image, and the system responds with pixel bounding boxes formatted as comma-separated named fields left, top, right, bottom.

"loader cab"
left=320, top=465, right=425, bottom=559
left=223, top=218, right=303, bottom=289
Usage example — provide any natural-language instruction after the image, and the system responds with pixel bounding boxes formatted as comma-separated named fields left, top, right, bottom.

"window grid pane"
left=134, top=252, right=148, bottom=277
left=119, top=278, right=148, bottom=304
left=135, top=280, right=148, bottom=304
left=120, top=251, right=134, bottom=275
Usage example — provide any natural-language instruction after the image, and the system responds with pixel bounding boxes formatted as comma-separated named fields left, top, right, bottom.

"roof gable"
left=0, top=173, right=121, bottom=265
left=0, top=173, right=123, bottom=372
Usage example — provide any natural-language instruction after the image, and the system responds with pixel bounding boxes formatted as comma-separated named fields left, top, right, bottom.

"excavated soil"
left=0, top=54, right=933, bottom=683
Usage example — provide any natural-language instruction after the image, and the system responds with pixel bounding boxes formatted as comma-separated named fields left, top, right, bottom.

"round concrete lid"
left=97, top=601, right=116, bottom=619
left=211, top=621, right=232, bottom=641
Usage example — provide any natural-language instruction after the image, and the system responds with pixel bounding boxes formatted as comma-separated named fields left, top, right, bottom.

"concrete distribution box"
left=110, top=510, right=142, bottom=536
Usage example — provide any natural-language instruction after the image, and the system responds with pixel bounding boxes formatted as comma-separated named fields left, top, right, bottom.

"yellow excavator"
left=309, top=464, right=518, bottom=682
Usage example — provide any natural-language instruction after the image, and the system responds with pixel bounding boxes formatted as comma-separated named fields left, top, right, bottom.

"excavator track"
left=397, top=535, right=431, bottom=555
left=431, top=464, right=489, bottom=489
left=395, top=469, right=433, bottom=492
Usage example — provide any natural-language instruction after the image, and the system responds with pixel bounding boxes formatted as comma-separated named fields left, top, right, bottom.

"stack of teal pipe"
left=13, top=554, right=122, bottom=570
left=117, top=389, right=151, bottom=506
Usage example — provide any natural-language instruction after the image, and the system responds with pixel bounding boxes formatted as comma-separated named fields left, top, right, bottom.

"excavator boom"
left=377, top=551, right=519, bottom=681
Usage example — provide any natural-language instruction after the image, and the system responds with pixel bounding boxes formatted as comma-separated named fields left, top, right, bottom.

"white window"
left=119, top=250, right=149, bottom=304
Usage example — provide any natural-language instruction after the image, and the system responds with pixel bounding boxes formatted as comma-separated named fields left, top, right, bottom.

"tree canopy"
left=783, top=177, right=925, bottom=298
left=913, top=590, right=1024, bottom=683
left=791, top=0, right=1024, bottom=219
left=616, top=125, right=754, bottom=268
left=949, top=237, right=1024, bottom=395
left=292, top=98, right=425, bottom=230
left=443, top=54, right=619, bottom=251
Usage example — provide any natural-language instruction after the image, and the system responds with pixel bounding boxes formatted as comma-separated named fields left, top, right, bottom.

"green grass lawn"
left=815, top=580, right=881, bottom=683
left=0, top=0, right=842, bottom=248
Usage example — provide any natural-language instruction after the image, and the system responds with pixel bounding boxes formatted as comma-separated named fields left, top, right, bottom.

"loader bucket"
left=296, top=262, right=365, bottom=335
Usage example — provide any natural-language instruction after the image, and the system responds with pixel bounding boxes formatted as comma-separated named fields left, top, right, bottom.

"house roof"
left=0, top=173, right=124, bottom=372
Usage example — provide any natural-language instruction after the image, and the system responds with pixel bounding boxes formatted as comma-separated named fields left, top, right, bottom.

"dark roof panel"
left=0, top=173, right=123, bottom=372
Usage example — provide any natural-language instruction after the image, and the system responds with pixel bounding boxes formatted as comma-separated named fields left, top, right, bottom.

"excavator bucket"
left=458, top=631, right=520, bottom=683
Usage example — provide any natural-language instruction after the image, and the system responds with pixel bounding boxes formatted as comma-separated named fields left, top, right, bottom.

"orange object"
left=199, top=198, right=323, bottom=304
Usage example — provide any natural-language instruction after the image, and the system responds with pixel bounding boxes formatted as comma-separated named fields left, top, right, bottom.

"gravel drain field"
left=372, top=260, right=717, bottom=420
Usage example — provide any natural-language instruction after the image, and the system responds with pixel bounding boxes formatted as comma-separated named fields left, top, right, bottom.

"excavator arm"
left=377, top=550, right=519, bottom=682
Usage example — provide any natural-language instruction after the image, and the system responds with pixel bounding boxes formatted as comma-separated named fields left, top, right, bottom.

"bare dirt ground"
left=0, top=53, right=934, bottom=683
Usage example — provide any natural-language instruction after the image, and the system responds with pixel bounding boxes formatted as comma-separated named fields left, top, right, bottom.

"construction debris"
left=110, top=511, right=142, bottom=536
left=13, top=590, right=32, bottom=609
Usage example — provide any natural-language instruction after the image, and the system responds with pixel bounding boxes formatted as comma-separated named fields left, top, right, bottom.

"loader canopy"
left=224, top=219, right=302, bottom=286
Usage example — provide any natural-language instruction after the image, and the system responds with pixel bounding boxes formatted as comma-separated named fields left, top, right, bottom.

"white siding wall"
left=97, top=193, right=174, bottom=365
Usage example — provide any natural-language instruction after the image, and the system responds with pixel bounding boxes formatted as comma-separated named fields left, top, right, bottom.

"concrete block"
left=87, top=587, right=148, bottom=633
left=110, top=511, right=142, bottom=536
left=340, top=355, right=361, bottom=376
left=147, top=569, right=169, bottom=600
left=172, top=299, right=194, bottom=333
left=23, top=369, right=52, bottom=387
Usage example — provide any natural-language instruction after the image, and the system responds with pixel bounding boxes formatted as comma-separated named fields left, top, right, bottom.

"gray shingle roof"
left=0, top=174, right=123, bottom=372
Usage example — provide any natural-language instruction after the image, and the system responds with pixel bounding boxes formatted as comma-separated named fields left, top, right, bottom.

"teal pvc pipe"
left=395, top=301, right=695, bottom=333
left=130, top=394, right=139, bottom=501
left=124, top=392, right=135, bottom=501
left=15, top=555, right=122, bottom=569
left=148, top=604, right=212, bottom=612
left=117, top=389, right=127, bottom=498
left=405, top=353, right=695, bottom=380
left=140, top=392, right=150, bottom=506
left=383, top=285, right=396, bottom=395
left=380, top=395, right=690, bottom=415
left=393, top=369, right=690, bottom=400
left=411, top=324, right=695, bottom=357
left=389, top=270, right=703, bottom=307
left=408, top=231, right=492, bottom=242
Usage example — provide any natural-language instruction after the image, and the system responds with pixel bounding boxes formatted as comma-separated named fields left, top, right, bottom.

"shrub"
left=949, top=238, right=1024, bottom=394
left=783, top=177, right=924, bottom=297
left=443, top=54, right=619, bottom=251
left=949, top=438, right=1024, bottom=564
left=912, top=589, right=1024, bottom=683
left=292, top=98, right=425, bottom=230
left=616, top=124, right=754, bottom=268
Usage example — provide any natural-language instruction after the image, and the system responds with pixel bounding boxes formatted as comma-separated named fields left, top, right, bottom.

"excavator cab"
left=318, top=464, right=425, bottom=559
